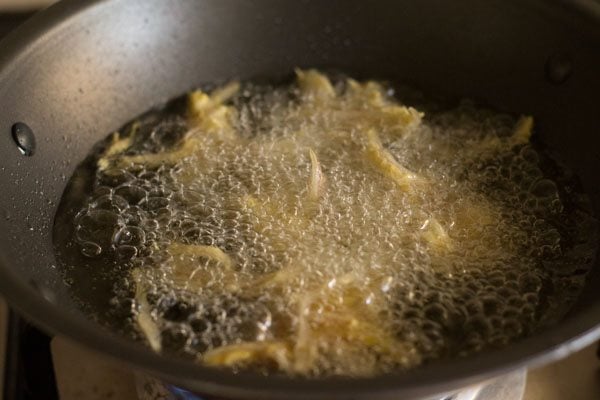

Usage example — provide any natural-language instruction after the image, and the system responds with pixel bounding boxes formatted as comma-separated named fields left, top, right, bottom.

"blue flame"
left=168, top=385, right=208, bottom=400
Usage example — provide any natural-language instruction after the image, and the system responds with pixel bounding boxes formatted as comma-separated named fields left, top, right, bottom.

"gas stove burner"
left=135, top=370, right=526, bottom=400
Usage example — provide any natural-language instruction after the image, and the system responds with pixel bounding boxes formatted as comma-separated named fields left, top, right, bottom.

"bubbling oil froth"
left=65, top=73, right=597, bottom=377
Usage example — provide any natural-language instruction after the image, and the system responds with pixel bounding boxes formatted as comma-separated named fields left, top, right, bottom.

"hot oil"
left=53, top=71, right=598, bottom=377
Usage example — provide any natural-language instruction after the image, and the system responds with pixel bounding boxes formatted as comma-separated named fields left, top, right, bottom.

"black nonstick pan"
left=0, top=1, right=600, bottom=399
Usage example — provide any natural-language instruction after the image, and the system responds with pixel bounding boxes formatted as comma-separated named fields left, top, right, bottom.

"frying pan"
left=0, top=0, right=599, bottom=399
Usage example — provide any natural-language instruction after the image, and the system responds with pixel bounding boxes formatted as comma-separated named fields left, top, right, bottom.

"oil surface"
left=53, top=70, right=598, bottom=377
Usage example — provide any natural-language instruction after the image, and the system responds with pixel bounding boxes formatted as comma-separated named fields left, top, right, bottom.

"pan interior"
left=52, top=70, right=598, bottom=378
